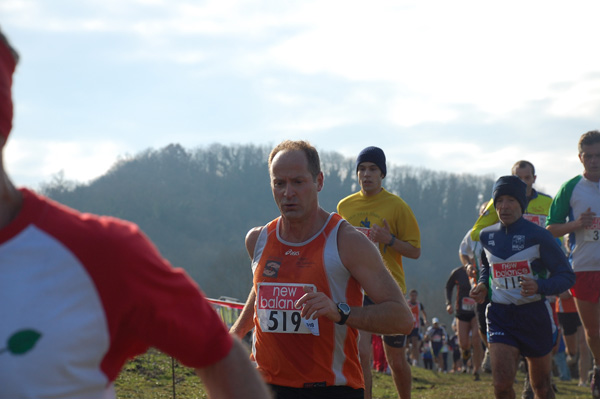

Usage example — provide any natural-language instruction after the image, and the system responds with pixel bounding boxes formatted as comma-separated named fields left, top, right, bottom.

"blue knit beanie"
left=492, top=175, right=527, bottom=213
left=356, top=146, right=387, bottom=177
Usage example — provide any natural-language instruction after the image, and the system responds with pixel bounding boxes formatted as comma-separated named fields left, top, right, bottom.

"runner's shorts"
left=486, top=299, right=556, bottom=358
left=571, top=271, right=600, bottom=303
left=408, top=327, right=420, bottom=339
left=456, top=312, right=476, bottom=323
left=431, top=342, right=443, bottom=357
left=558, top=312, right=582, bottom=336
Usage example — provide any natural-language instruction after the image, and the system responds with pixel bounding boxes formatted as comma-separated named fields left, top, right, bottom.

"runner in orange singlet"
left=231, top=141, right=414, bottom=399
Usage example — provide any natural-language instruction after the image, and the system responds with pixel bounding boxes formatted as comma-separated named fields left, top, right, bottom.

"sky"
left=2, top=0, right=600, bottom=196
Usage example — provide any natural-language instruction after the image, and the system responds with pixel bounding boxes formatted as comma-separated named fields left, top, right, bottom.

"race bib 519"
left=256, top=282, right=319, bottom=335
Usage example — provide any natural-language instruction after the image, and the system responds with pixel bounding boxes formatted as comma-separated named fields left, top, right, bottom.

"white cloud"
left=547, top=76, right=600, bottom=118
left=2, top=0, right=599, bottom=197
left=262, top=1, right=600, bottom=120
left=387, top=96, right=458, bottom=127
left=5, top=139, right=122, bottom=188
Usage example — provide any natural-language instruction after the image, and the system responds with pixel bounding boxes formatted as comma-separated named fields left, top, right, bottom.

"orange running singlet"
left=251, top=213, right=364, bottom=389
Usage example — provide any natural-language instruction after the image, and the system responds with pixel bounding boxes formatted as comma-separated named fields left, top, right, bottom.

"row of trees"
left=42, top=143, right=494, bottom=325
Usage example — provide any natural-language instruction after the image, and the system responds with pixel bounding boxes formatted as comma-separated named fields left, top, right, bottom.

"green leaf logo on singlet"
left=0, top=329, right=42, bottom=356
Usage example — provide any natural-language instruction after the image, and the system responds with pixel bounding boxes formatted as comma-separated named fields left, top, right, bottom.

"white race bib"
left=461, top=297, right=476, bottom=312
left=584, top=217, right=600, bottom=242
left=256, top=282, right=319, bottom=335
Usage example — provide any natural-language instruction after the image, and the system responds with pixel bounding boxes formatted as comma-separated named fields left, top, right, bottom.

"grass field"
left=115, top=349, right=592, bottom=398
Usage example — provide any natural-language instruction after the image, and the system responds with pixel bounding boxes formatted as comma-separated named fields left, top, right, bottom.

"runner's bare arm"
left=388, top=236, right=421, bottom=259
left=371, top=219, right=420, bottom=259
left=229, top=288, right=256, bottom=339
left=337, top=221, right=413, bottom=334
left=296, top=221, right=412, bottom=334
left=459, top=253, right=471, bottom=267
left=229, top=227, right=262, bottom=338
left=547, top=207, right=596, bottom=237
left=547, top=220, right=580, bottom=237
left=195, top=337, right=272, bottom=398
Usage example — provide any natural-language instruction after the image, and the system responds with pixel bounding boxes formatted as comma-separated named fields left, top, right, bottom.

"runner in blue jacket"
left=470, top=175, right=575, bottom=399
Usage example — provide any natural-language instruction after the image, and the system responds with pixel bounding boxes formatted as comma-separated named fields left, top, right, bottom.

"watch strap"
left=336, top=303, right=350, bottom=325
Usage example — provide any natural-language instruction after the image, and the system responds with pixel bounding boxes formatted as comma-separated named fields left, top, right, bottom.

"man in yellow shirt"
left=338, top=146, right=421, bottom=399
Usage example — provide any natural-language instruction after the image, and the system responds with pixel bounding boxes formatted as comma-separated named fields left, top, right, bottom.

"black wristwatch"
left=336, top=302, right=351, bottom=325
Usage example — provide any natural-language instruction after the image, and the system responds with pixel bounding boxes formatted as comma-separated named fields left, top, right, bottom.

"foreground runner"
left=471, top=176, right=574, bottom=399
left=469, top=160, right=553, bottom=387
left=547, top=130, right=600, bottom=399
left=231, top=140, right=414, bottom=399
left=0, top=29, right=270, bottom=399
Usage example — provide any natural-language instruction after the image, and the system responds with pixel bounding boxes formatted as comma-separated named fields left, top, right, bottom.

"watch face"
left=339, top=303, right=350, bottom=314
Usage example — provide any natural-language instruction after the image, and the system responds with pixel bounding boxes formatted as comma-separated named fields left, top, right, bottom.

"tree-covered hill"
left=41, top=143, right=494, bottom=325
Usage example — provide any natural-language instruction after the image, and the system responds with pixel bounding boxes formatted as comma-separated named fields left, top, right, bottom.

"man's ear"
left=316, top=171, right=324, bottom=192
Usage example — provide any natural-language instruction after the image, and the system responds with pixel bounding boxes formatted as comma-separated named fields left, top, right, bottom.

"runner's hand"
left=577, top=207, right=596, bottom=228
left=520, top=276, right=538, bottom=297
left=465, top=263, right=477, bottom=278
left=295, top=286, right=339, bottom=322
left=470, top=283, right=487, bottom=304
left=371, top=219, right=392, bottom=244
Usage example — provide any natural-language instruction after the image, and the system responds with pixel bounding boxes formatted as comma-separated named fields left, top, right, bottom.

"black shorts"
left=558, top=312, right=582, bottom=336
left=363, top=295, right=407, bottom=348
left=456, top=312, right=476, bottom=323
left=408, top=327, right=420, bottom=339
left=453, top=349, right=461, bottom=362
left=269, top=384, right=364, bottom=399
left=383, top=334, right=408, bottom=348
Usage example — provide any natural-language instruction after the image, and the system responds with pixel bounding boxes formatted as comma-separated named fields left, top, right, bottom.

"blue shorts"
left=486, top=300, right=556, bottom=358
left=432, top=342, right=443, bottom=357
